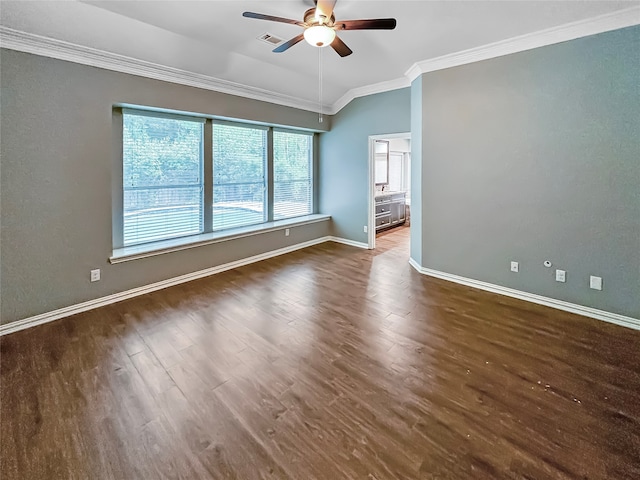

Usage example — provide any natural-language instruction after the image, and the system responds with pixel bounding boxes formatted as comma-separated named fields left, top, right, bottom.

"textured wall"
left=0, top=50, right=329, bottom=324
left=318, top=88, right=411, bottom=242
left=414, top=26, right=640, bottom=318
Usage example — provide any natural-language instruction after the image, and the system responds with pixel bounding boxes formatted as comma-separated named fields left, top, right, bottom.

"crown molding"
left=338, top=6, right=640, bottom=115
left=2, top=6, right=639, bottom=116
left=404, top=63, right=423, bottom=84
left=336, top=5, right=640, bottom=112
left=328, top=76, right=411, bottom=114
left=405, top=5, right=640, bottom=81
left=0, top=26, right=325, bottom=113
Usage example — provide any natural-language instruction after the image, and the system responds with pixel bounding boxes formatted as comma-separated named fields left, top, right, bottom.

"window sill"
left=110, top=214, right=331, bottom=264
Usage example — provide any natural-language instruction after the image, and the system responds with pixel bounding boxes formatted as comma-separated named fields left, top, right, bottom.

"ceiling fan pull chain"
left=319, top=47, right=323, bottom=123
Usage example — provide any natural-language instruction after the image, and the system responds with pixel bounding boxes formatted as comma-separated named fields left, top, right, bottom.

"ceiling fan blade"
left=242, top=12, right=303, bottom=26
left=315, top=0, right=337, bottom=23
left=330, top=35, right=352, bottom=57
left=335, top=18, right=397, bottom=30
left=273, top=34, right=305, bottom=53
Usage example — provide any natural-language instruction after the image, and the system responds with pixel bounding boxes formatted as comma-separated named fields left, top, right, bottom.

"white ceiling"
left=1, top=0, right=638, bottom=111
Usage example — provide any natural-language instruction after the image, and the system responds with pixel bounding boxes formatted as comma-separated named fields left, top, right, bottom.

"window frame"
left=121, top=109, right=206, bottom=248
left=212, top=119, right=269, bottom=231
left=272, top=127, right=315, bottom=221
left=113, top=108, right=317, bottom=253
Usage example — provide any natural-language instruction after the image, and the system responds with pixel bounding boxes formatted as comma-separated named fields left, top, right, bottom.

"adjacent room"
left=1, top=1, right=639, bottom=478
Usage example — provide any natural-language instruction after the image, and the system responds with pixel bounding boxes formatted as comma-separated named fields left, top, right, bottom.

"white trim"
left=0, top=234, right=372, bottom=336
left=408, top=259, right=640, bottom=331
left=328, top=236, right=369, bottom=249
left=0, top=236, right=333, bottom=336
left=404, top=63, right=423, bottom=85
left=336, top=6, right=640, bottom=111
left=6, top=237, right=633, bottom=336
left=404, top=6, right=640, bottom=82
left=0, top=26, right=325, bottom=114
left=110, top=214, right=331, bottom=264
left=329, top=77, right=411, bottom=114
left=2, top=7, right=637, bottom=115
left=368, top=133, right=412, bottom=249
left=368, top=137, right=376, bottom=250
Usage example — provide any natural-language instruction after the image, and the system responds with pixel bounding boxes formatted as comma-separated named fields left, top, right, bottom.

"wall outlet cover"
left=510, top=261, right=519, bottom=273
left=590, top=275, right=602, bottom=291
left=90, top=269, right=101, bottom=282
left=555, top=269, right=566, bottom=282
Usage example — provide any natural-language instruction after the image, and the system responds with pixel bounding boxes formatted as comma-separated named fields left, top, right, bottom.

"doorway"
left=367, top=132, right=411, bottom=249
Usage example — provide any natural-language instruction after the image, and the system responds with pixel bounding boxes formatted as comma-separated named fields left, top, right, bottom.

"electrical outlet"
left=90, top=269, right=101, bottom=282
left=364, top=225, right=368, bottom=233
left=285, top=228, right=290, bottom=237
left=555, top=269, right=566, bottom=283
left=590, top=275, right=602, bottom=291
left=510, top=261, right=519, bottom=273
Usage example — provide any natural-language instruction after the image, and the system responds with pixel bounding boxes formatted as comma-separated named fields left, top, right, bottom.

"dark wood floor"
left=2, top=226, right=639, bottom=479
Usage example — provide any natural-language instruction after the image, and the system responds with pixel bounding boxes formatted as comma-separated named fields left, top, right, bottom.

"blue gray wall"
left=413, top=26, right=640, bottom=318
left=0, top=50, right=330, bottom=325
left=318, top=88, right=411, bottom=242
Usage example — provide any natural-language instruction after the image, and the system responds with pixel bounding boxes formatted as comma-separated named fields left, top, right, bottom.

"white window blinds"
left=273, top=131, right=313, bottom=220
left=119, top=110, right=315, bottom=249
left=122, top=113, right=204, bottom=246
left=212, top=123, right=267, bottom=230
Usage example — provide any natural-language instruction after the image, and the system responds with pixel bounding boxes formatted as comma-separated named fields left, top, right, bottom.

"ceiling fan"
left=243, top=0, right=397, bottom=57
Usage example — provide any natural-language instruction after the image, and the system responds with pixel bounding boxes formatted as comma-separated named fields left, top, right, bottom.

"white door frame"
left=367, top=132, right=411, bottom=249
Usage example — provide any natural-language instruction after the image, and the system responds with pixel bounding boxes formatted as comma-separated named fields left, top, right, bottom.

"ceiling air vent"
left=258, top=33, right=283, bottom=46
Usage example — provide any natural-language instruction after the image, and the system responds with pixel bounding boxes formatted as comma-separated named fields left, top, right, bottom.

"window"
left=387, top=151, right=411, bottom=201
left=273, top=131, right=313, bottom=219
left=374, top=140, right=389, bottom=185
left=388, top=152, right=404, bottom=192
left=119, top=110, right=315, bottom=248
left=123, top=113, right=204, bottom=246
left=213, top=123, right=267, bottom=230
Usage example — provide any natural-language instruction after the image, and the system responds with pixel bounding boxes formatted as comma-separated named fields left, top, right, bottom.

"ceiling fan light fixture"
left=303, top=25, right=336, bottom=47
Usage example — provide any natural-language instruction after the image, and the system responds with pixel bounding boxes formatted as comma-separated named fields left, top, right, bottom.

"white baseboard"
left=409, top=258, right=639, bottom=331
left=328, top=236, right=369, bottom=249
left=0, top=237, right=332, bottom=336
left=14, top=238, right=630, bottom=337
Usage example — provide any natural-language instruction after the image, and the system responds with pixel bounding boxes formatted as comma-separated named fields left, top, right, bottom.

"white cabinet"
left=375, top=192, right=406, bottom=232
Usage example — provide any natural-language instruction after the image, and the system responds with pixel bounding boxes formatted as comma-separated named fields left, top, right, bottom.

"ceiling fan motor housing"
left=304, top=8, right=335, bottom=27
